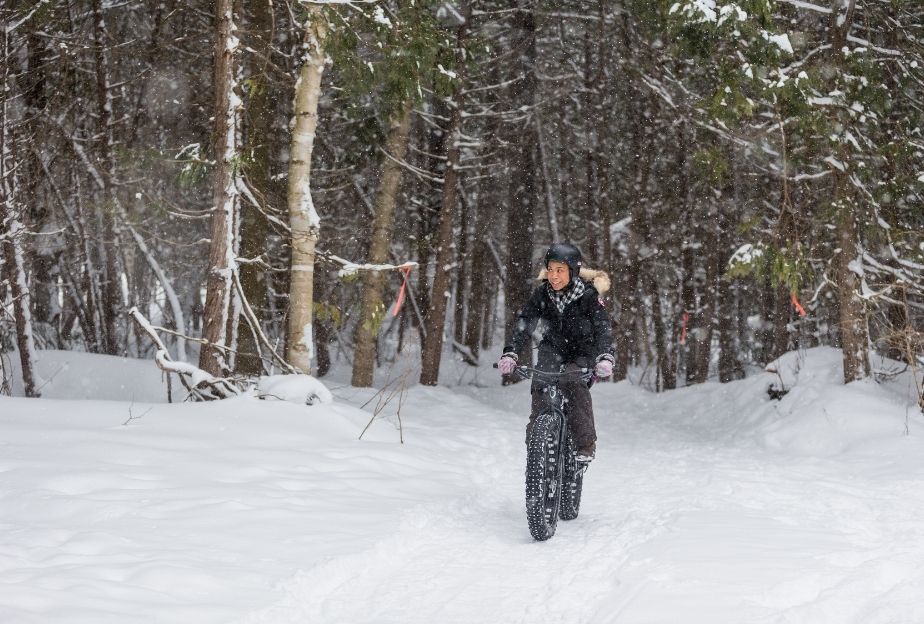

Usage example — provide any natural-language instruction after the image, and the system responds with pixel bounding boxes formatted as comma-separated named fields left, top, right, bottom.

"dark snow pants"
left=528, top=350, right=596, bottom=449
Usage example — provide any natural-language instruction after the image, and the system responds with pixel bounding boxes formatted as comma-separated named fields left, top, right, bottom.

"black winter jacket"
left=504, top=280, right=614, bottom=365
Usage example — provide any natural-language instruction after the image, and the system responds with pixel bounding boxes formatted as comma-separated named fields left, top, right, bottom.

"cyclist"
left=497, top=242, right=614, bottom=462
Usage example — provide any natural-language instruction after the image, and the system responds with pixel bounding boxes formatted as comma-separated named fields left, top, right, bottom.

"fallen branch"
left=129, top=307, right=244, bottom=401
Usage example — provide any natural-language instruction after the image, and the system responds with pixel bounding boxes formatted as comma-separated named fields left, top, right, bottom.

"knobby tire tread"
left=525, top=412, right=563, bottom=541
left=559, top=430, right=584, bottom=521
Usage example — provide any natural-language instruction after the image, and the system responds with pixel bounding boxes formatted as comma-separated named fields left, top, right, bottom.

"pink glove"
left=594, top=359, right=613, bottom=379
left=498, top=354, right=518, bottom=375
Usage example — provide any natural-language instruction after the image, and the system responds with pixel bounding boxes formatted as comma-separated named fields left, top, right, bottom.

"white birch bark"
left=285, top=7, right=327, bottom=375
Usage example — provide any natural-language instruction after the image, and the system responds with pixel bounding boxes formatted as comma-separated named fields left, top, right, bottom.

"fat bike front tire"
left=559, top=431, right=584, bottom=521
left=525, top=412, right=564, bottom=541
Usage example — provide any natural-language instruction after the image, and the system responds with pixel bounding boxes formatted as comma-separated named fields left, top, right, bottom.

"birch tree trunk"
left=351, top=101, right=413, bottom=387
left=284, top=7, right=327, bottom=375
left=1, top=17, right=39, bottom=397
left=199, top=0, right=241, bottom=376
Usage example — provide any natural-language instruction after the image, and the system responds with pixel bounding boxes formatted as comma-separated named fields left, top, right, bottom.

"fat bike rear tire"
left=525, top=412, right=564, bottom=541
left=559, top=431, right=584, bottom=521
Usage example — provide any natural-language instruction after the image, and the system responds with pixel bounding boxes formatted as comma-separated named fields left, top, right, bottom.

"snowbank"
left=4, top=349, right=171, bottom=402
left=2, top=350, right=338, bottom=408
left=759, top=347, right=921, bottom=457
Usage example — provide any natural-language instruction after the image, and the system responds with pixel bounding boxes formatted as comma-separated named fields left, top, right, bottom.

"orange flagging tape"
left=791, top=292, right=807, bottom=317
left=390, top=265, right=413, bottom=316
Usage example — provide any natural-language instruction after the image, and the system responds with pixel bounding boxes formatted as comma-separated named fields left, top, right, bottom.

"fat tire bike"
left=497, top=364, right=595, bottom=541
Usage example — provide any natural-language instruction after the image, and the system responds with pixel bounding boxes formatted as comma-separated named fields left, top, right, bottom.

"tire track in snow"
left=244, top=378, right=924, bottom=623
left=240, top=386, right=688, bottom=624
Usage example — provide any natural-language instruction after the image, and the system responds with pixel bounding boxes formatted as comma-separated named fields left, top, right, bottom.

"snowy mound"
left=257, top=374, right=333, bottom=406
left=4, top=349, right=171, bottom=402
left=758, top=347, right=920, bottom=457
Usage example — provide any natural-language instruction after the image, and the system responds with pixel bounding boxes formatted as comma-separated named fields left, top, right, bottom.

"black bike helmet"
left=544, top=242, right=582, bottom=279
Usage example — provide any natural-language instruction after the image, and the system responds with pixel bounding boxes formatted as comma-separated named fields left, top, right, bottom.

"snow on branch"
left=776, top=0, right=832, bottom=14
left=315, top=250, right=418, bottom=277
left=7, top=5, right=44, bottom=33
left=129, top=307, right=243, bottom=401
left=378, top=146, right=445, bottom=183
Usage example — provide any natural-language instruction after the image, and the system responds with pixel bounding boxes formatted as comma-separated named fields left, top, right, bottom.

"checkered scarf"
left=547, top=278, right=585, bottom=314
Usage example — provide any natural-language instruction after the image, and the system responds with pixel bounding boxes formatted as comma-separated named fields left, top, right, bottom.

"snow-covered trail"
left=247, top=367, right=924, bottom=624
left=3, top=349, right=924, bottom=623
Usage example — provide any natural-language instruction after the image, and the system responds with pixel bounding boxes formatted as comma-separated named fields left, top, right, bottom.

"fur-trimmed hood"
left=537, top=266, right=611, bottom=294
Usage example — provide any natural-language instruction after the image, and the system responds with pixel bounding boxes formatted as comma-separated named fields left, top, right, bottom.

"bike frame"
left=507, top=365, right=593, bottom=540
left=513, top=365, right=594, bottom=415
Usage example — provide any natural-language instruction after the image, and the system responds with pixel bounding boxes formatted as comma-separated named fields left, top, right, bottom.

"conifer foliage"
left=0, top=0, right=921, bottom=394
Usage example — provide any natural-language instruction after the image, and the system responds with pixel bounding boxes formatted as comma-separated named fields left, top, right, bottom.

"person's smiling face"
left=547, top=260, right=570, bottom=291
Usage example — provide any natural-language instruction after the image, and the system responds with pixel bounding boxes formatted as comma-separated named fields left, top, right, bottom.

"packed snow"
left=2, top=347, right=923, bottom=623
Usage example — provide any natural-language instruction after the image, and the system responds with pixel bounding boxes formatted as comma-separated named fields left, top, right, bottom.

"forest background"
left=1, top=0, right=922, bottom=400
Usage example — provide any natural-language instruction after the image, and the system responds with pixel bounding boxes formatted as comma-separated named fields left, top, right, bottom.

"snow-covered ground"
left=2, top=347, right=923, bottom=623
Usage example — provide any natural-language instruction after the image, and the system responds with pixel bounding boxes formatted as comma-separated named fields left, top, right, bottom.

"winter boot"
left=576, top=443, right=595, bottom=463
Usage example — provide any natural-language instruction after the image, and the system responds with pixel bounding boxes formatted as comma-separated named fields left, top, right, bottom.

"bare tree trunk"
left=717, top=271, right=740, bottom=382
left=828, top=0, right=869, bottom=384
left=535, top=114, right=559, bottom=242
left=613, top=254, right=637, bottom=382
left=680, top=244, right=696, bottom=383
left=452, top=188, right=471, bottom=348
left=0, top=218, right=39, bottom=397
left=352, top=101, right=413, bottom=387
left=314, top=274, right=333, bottom=377
left=74, top=195, right=102, bottom=352
left=235, top=0, right=277, bottom=376
left=92, top=0, right=120, bottom=355
left=649, top=274, right=675, bottom=391
left=1, top=20, right=38, bottom=397
left=22, top=27, right=53, bottom=338
left=464, top=190, right=494, bottom=360
left=419, top=95, right=463, bottom=386
left=835, top=192, right=870, bottom=383
left=419, top=6, right=470, bottom=385
left=284, top=7, right=327, bottom=375
left=199, top=0, right=241, bottom=376
left=716, top=223, right=741, bottom=382
left=689, top=237, right=719, bottom=384
left=413, top=106, right=446, bottom=344
left=503, top=4, right=538, bottom=381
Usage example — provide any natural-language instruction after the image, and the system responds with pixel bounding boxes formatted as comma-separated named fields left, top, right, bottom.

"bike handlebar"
left=492, top=363, right=594, bottom=383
